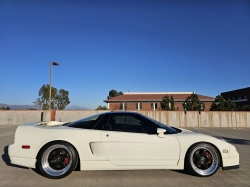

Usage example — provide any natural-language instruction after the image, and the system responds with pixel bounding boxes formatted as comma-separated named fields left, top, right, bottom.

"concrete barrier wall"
left=0, top=110, right=43, bottom=125
left=55, top=110, right=250, bottom=128
left=55, top=110, right=111, bottom=122
left=136, top=111, right=250, bottom=128
left=0, top=110, right=249, bottom=127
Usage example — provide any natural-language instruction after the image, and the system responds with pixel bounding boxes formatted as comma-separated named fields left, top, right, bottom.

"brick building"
left=221, top=87, right=250, bottom=107
left=104, top=92, right=215, bottom=111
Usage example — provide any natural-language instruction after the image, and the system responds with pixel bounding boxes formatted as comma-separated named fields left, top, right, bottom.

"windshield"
left=140, top=114, right=178, bottom=134
left=67, top=113, right=104, bottom=129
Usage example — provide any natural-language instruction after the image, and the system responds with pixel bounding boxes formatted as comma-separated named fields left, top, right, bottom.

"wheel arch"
left=184, top=141, right=223, bottom=167
left=36, top=140, right=81, bottom=169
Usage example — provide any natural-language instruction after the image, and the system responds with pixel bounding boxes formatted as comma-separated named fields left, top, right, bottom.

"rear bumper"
left=8, top=144, right=17, bottom=157
left=8, top=144, right=36, bottom=169
left=9, top=156, right=36, bottom=168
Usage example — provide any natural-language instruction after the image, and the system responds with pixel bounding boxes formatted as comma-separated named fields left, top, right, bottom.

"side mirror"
left=157, top=128, right=166, bottom=138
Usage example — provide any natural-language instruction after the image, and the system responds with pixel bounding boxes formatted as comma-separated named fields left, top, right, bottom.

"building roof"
left=104, top=92, right=215, bottom=102
left=221, top=87, right=250, bottom=94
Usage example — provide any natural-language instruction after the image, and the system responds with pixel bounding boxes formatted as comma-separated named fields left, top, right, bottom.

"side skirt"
left=80, top=160, right=184, bottom=171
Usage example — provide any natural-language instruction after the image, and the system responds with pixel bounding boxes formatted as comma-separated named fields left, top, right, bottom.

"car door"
left=101, top=113, right=180, bottom=166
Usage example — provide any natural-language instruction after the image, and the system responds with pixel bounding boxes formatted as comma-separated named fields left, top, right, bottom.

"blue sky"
left=0, top=0, right=249, bottom=109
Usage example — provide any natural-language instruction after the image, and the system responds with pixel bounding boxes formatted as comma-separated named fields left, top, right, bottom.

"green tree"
left=55, top=89, right=70, bottom=110
left=170, top=95, right=175, bottom=111
left=34, top=84, right=70, bottom=110
left=108, top=89, right=123, bottom=99
left=6, top=106, right=10, bottom=110
left=161, top=94, right=170, bottom=110
left=96, top=105, right=109, bottom=110
left=183, top=92, right=204, bottom=111
left=224, top=99, right=237, bottom=111
left=210, top=95, right=237, bottom=111
left=238, top=105, right=250, bottom=111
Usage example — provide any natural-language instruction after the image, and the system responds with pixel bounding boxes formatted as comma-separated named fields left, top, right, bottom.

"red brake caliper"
left=206, top=152, right=212, bottom=164
left=64, top=157, right=69, bottom=164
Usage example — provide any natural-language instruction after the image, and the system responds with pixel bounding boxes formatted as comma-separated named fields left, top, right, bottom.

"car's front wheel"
left=37, top=141, right=78, bottom=179
left=185, top=143, right=220, bottom=177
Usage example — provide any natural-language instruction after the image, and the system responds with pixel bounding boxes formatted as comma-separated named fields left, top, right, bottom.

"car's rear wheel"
left=185, top=143, right=220, bottom=177
left=37, top=141, right=78, bottom=179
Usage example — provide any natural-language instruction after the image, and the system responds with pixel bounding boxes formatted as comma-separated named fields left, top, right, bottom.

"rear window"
left=67, top=114, right=104, bottom=129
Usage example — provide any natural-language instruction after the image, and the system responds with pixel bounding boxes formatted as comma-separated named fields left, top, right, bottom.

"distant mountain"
left=0, top=103, right=40, bottom=110
left=65, top=105, right=91, bottom=110
left=0, top=103, right=91, bottom=110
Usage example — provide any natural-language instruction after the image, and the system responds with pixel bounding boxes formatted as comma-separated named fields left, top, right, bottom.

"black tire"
left=37, top=141, right=78, bottom=179
left=185, top=143, right=220, bottom=177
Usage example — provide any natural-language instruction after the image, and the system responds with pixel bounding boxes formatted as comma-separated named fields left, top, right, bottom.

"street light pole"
left=49, top=62, right=59, bottom=110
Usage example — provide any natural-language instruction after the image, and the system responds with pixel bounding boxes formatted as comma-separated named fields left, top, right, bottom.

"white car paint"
left=101, top=130, right=180, bottom=166
left=8, top=121, right=239, bottom=171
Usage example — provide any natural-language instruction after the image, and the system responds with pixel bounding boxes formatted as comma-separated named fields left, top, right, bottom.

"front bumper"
left=223, top=156, right=239, bottom=167
left=222, top=146, right=239, bottom=170
left=222, top=165, right=239, bottom=170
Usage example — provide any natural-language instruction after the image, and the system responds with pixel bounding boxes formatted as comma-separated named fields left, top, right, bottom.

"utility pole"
left=49, top=62, right=59, bottom=110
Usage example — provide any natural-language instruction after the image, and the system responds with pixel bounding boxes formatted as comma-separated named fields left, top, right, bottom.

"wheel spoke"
left=57, top=148, right=62, bottom=155
left=49, top=157, right=56, bottom=163
left=196, top=160, right=202, bottom=167
left=194, top=152, right=200, bottom=159
left=60, top=152, right=68, bottom=159
left=50, top=162, right=57, bottom=169
left=58, top=162, right=65, bottom=169
left=207, top=157, right=213, bottom=162
left=203, top=163, right=209, bottom=169
left=48, top=154, right=54, bottom=160
left=202, top=149, right=207, bottom=156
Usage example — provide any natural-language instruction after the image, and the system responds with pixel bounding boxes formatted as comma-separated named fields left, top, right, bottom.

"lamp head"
left=51, top=62, right=59, bottom=66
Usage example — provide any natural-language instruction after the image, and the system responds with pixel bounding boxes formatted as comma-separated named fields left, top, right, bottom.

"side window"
left=93, top=113, right=110, bottom=130
left=106, top=114, right=157, bottom=134
left=68, top=114, right=104, bottom=129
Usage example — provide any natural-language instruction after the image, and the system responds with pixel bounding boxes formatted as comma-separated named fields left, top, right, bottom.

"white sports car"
left=8, top=112, right=239, bottom=179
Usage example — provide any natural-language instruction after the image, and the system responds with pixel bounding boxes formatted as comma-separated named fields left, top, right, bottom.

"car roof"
left=105, top=111, right=140, bottom=115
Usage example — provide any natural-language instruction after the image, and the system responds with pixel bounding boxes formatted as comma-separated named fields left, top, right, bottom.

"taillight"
left=22, top=145, right=30, bottom=149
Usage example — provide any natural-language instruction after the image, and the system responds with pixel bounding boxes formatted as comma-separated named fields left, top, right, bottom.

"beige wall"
left=0, top=110, right=44, bottom=125
left=54, top=110, right=111, bottom=122
left=0, top=110, right=249, bottom=127
left=136, top=111, right=250, bottom=128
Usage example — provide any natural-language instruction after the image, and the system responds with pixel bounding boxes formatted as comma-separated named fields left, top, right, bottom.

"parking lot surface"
left=0, top=125, right=250, bottom=187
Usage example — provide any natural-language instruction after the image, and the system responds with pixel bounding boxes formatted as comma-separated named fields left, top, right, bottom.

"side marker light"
left=22, top=145, right=30, bottom=149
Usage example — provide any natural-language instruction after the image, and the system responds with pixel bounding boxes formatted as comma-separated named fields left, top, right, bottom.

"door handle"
left=106, top=134, right=109, bottom=137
